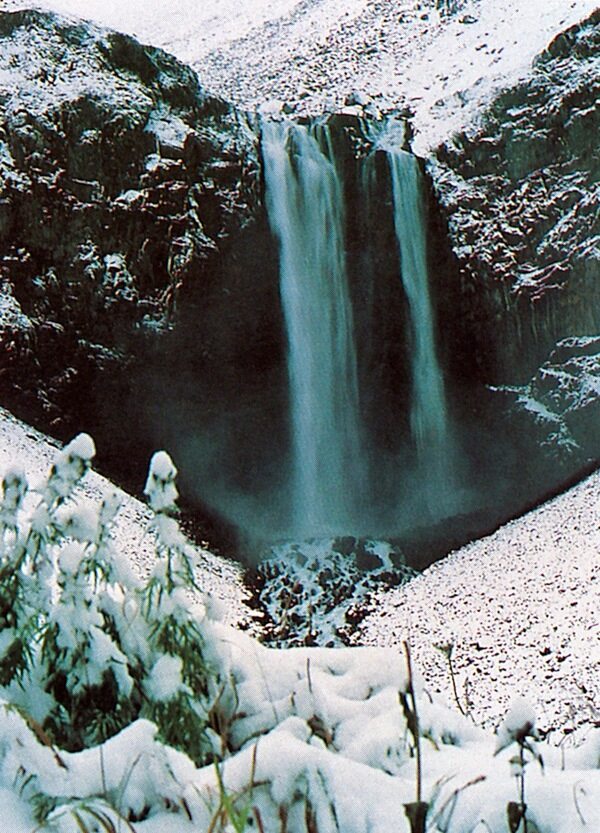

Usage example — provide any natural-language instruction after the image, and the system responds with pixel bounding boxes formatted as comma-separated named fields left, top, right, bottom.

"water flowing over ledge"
left=262, top=120, right=367, bottom=537
left=387, top=148, right=456, bottom=515
left=262, top=117, right=455, bottom=539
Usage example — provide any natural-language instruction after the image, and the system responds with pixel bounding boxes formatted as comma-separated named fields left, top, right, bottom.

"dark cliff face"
left=431, top=9, right=599, bottom=382
left=0, top=18, right=414, bottom=549
left=429, top=9, right=600, bottom=477
left=0, top=8, right=597, bottom=553
left=0, top=10, right=287, bottom=539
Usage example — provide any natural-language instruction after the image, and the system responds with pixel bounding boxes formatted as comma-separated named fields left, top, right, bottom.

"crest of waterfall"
left=388, top=150, right=452, bottom=498
left=262, top=120, right=366, bottom=535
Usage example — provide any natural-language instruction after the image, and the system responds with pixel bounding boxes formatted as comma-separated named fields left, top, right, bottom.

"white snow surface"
left=0, top=619, right=598, bottom=832
left=356, top=469, right=600, bottom=739
left=4, top=0, right=599, bottom=151
left=0, top=413, right=599, bottom=830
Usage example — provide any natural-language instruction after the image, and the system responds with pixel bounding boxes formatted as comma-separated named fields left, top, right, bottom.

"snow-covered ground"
left=0, top=407, right=252, bottom=628
left=0, top=407, right=598, bottom=831
left=1, top=618, right=600, bottom=833
left=0, top=421, right=598, bottom=833
left=1, top=404, right=598, bottom=743
left=356, top=469, right=600, bottom=739
left=5, top=0, right=599, bottom=151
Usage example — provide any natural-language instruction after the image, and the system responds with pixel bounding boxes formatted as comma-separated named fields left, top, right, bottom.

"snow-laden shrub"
left=0, top=436, right=215, bottom=765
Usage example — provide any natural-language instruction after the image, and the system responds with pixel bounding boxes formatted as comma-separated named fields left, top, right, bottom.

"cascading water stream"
left=388, top=149, right=453, bottom=501
left=262, top=120, right=366, bottom=535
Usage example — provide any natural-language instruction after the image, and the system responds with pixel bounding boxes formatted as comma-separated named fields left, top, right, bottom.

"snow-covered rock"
left=431, top=9, right=600, bottom=387
left=0, top=8, right=259, bottom=447
left=501, top=335, right=600, bottom=464
left=6, top=0, right=598, bottom=153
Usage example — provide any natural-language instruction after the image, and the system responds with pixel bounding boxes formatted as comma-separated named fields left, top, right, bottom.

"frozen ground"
left=0, top=422, right=598, bottom=833
left=1, top=405, right=599, bottom=742
left=4, top=0, right=599, bottom=151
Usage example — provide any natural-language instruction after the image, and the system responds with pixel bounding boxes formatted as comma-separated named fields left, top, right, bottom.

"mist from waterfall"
left=262, top=120, right=366, bottom=536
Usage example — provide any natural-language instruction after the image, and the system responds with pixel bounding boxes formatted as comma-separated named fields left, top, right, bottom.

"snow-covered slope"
left=0, top=420, right=600, bottom=833
left=357, top=467, right=600, bottom=739
left=4, top=0, right=307, bottom=59
left=1, top=405, right=598, bottom=743
left=5, top=0, right=599, bottom=150
left=0, top=422, right=598, bottom=833
left=0, top=407, right=251, bottom=627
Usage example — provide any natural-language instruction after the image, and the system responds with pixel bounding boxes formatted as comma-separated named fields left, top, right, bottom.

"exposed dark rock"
left=431, top=9, right=600, bottom=386
left=500, top=336, right=600, bottom=464
left=429, top=9, right=600, bottom=481
left=0, top=10, right=283, bottom=538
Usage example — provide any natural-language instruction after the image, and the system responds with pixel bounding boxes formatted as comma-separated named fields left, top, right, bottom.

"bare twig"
left=100, top=746, right=107, bottom=798
left=306, top=658, right=313, bottom=695
left=431, top=775, right=487, bottom=832
left=253, top=806, right=266, bottom=833
left=403, top=641, right=422, bottom=803
left=441, top=643, right=464, bottom=715
left=572, top=781, right=587, bottom=827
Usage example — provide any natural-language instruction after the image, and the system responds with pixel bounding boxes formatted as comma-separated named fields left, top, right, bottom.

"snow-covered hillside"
left=357, top=468, right=600, bottom=739
left=0, top=418, right=598, bottom=833
left=0, top=407, right=251, bottom=627
left=5, top=0, right=599, bottom=150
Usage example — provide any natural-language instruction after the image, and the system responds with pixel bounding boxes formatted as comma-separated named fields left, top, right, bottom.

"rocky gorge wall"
left=0, top=10, right=417, bottom=548
left=429, top=9, right=600, bottom=473
left=0, top=10, right=288, bottom=543
left=0, top=7, right=598, bottom=556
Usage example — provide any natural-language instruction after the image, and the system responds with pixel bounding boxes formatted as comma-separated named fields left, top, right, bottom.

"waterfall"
left=388, top=150, right=451, bottom=489
left=262, top=120, right=366, bottom=535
